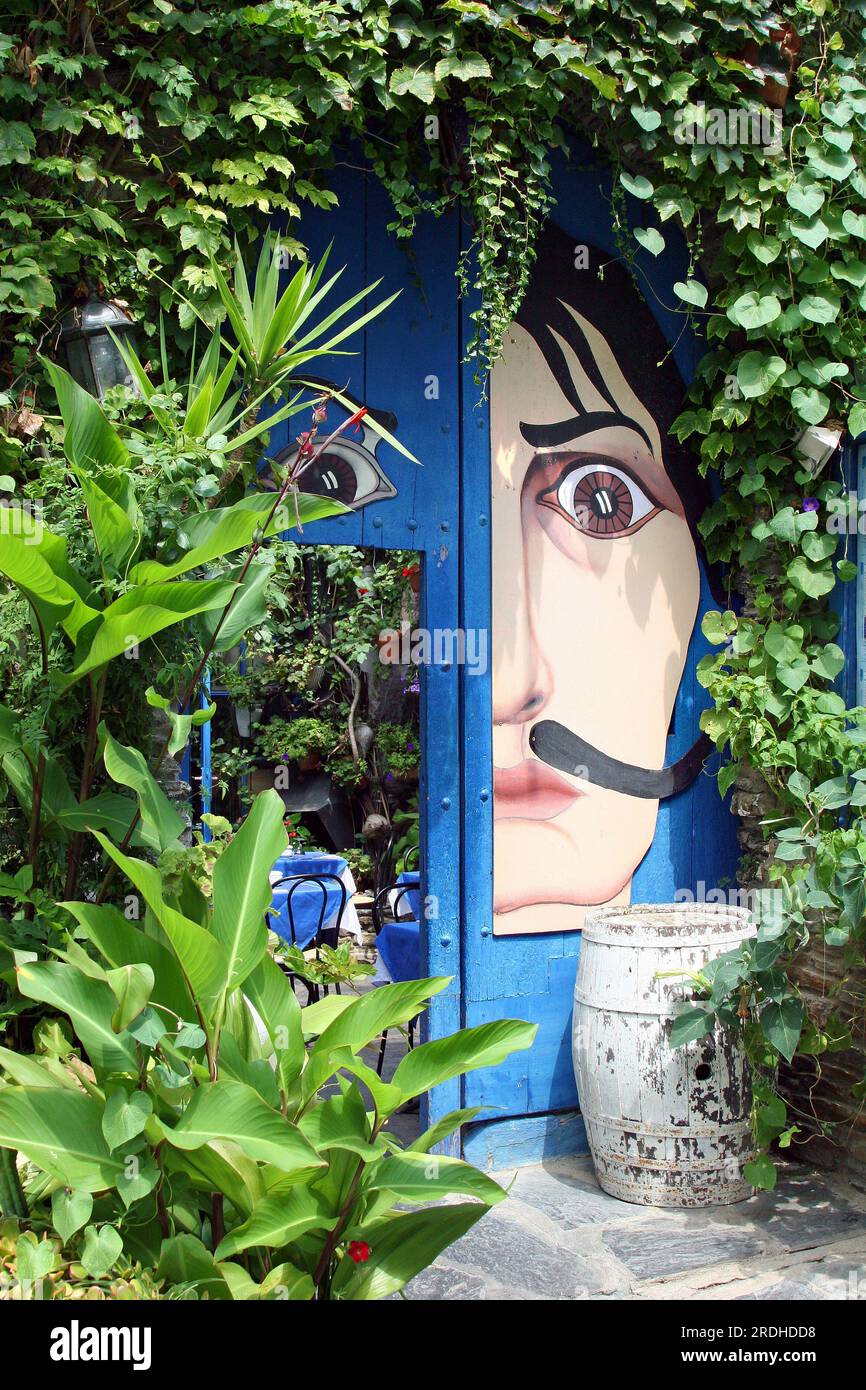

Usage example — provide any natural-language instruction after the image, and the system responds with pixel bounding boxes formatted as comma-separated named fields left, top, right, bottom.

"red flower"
left=348, top=1240, right=370, bottom=1264
left=358, top=587, right=369, bottom=595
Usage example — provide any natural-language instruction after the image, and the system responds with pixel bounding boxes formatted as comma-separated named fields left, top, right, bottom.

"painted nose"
left=492, top=565, right=553, bottom=726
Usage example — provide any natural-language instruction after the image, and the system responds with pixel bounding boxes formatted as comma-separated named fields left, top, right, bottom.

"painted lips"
left=493, top=758, right=582, bottom=820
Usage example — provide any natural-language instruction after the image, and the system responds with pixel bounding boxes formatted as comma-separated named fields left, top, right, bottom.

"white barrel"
left=573, top=903, right=756, bottom=1207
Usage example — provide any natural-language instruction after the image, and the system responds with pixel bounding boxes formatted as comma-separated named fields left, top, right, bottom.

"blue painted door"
left=459, top=147, right=739, bottom=1167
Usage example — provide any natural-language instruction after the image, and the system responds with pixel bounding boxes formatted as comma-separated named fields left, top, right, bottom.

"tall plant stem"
left=0, top=1147, right=27, bottom=1220
left=94, top=404, right=366, bottom=905
left=63, top=670, right=107, bottom=901
left=24, top=606, right=50, bottom=921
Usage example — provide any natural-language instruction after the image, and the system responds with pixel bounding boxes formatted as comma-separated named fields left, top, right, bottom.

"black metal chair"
left=269, top=871, right=347, bottom=1004
left=371, top=880, right=418, bottom=1076
left=402, top=842, right=419, bottom=873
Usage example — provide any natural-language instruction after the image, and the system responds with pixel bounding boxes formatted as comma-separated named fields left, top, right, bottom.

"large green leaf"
left=391, top=1020, right=536, bottom=1101
left=243, top=953, right=305, bottom=1092
left=0, top=1045, right=80, bottom=1090
left=166, top=1139, right=265, bottom=1217
left=212, top=789, right=286, bottom=1005
left=364, top=1150, right=507, bottom=1206
left=92, top=833, right=228, bottom=1015
left=43, top=359, right=129, bottom=472
left=61, top=895, right=194, bottom=1017
left=0, top=1089, right=123, bottom=1192
left=101, top=729, right=185, bottom=852
left=129, top=492, right=343, bottom=584
left=75, top=469, right=140, bottom=572
left=302, top=978, right=450, bottom=1100
left=62, top=578, right=237, bottom=686
left=0, top=517, right=99, bottom=641
left=15, top=960, right=138, bottom=1074
left=164, top=1078, right=325, bottom=1175
left=331, top=1204, right=488, bottom=1300
left=157, top=1234, right=234, bottom=1300
left=193, top=554, right=272, bottom=652
left=214, top=1187, right=337, bottom=1260
left=408, top=1107, right=483, bottom=1154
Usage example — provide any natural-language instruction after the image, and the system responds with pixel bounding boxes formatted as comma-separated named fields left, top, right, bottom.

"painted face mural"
left=492, top=224, right=709, bottom=936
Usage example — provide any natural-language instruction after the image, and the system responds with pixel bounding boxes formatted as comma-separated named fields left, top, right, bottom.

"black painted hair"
left=514, top=221, right=722, bottom=599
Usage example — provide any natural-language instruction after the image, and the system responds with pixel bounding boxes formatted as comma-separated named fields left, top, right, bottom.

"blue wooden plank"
left=359, top=179, right=463, bottom=1147
left=463, top=1110, right=589, bottom=1173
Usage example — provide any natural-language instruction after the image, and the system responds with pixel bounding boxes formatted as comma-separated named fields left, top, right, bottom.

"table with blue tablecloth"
left=388, top=870, right=421, bottom=921
left=375, top=914, right=420, bottom=984
left=268, top=851, right=362, bottom=950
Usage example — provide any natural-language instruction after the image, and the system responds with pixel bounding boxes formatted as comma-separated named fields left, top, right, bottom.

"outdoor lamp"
left=58, top=295, right=140, bottom=400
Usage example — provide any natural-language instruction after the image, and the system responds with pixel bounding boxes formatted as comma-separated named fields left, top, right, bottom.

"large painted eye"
left=272, top=439, right=396, bottom=510
left=540, top=457, right=662, bottom=538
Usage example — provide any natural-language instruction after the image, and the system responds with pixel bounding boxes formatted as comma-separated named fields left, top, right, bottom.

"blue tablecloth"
left=393, top=870, right=421, bottom=921
left=376, top=916, right=420, bottom=983
left=269, top=853, right=349, bottom=949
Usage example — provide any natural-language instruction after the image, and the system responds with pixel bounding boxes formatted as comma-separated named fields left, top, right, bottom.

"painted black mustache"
left=529, top=720, right=712, bottom=800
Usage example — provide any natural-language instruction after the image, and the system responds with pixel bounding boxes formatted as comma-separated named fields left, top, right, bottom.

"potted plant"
left=376, top=721, right=420, bottom=783
left=255, top=716, right=338, bottom=774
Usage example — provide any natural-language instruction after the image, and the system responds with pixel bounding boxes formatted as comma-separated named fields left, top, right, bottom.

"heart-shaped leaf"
left=634, top=226, right=665, bottom=256
left=80, top=1223, right=123, bottom=1279
left=102, top=1088, right=153, bottom=1151
left=51, top=1188, right=93, bottom=1244
left=16, top=1233, right=57, bottom=1287
left=789, top=215, right=828, bottom=250
left=631, top=105, right=662, bottom=131
left=620, top=169, right=654, bottom=200
left=786, top=183, right=825, bottom=217
left=674, top=279, right=707, bottom=308
left=736, top=351, right=786, bottom=399
left=727, top=291, right=781, bottom=329
left=791, top=386, right=830, bottom=424
left=799, top=293, right=840, bottom=325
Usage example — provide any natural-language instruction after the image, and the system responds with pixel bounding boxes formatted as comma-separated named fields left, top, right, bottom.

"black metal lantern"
left=58, top=295, right=141, bottom=400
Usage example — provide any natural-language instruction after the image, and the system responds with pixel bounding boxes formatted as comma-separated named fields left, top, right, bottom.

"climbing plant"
left=3, top=0, right=866, bottom=1182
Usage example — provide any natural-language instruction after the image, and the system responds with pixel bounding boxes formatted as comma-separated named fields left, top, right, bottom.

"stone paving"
left=399, top=1157, right=866, bottom=1300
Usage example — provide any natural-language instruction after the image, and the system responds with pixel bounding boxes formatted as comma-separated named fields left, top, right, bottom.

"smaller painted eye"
left=271, top=439, right=396, bottom=510
left=543, top=458, right=661, bottom=538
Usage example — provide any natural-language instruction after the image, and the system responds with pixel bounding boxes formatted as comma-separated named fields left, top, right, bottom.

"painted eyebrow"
left=519, top=409, right=653, bottom=453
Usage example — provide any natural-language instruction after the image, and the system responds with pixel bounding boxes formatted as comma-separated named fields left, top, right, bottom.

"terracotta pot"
left=298, top=752, right=321, bottom=773
left=735, top=23, right=801, bottom=108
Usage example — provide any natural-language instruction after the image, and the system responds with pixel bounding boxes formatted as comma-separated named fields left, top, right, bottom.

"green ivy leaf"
left=630, top=106, right=661, bottom=131
left=619, top=169, right=654, bottom=200
left=786, top=183, right=825, bottom=217
left=848, top=402, right=866, bottom=437
left=787, top=556, right=835, bottom=599
left=791, top=386, right=830, bottom=424
left=760, top=998, right=804, bottom=1062
left=744, top=1153, right=777, bottom=1191
left=634, top=227, right=665, bottom=256
left=736, top=352, right=786, bottom=399
left=799, top=293, right=840, bottom=325
left=80, top=1223, right=123, bottom=1279
left=674, top=279, right=707, bottom=308
left=727, top=291, right=781, bottom=329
